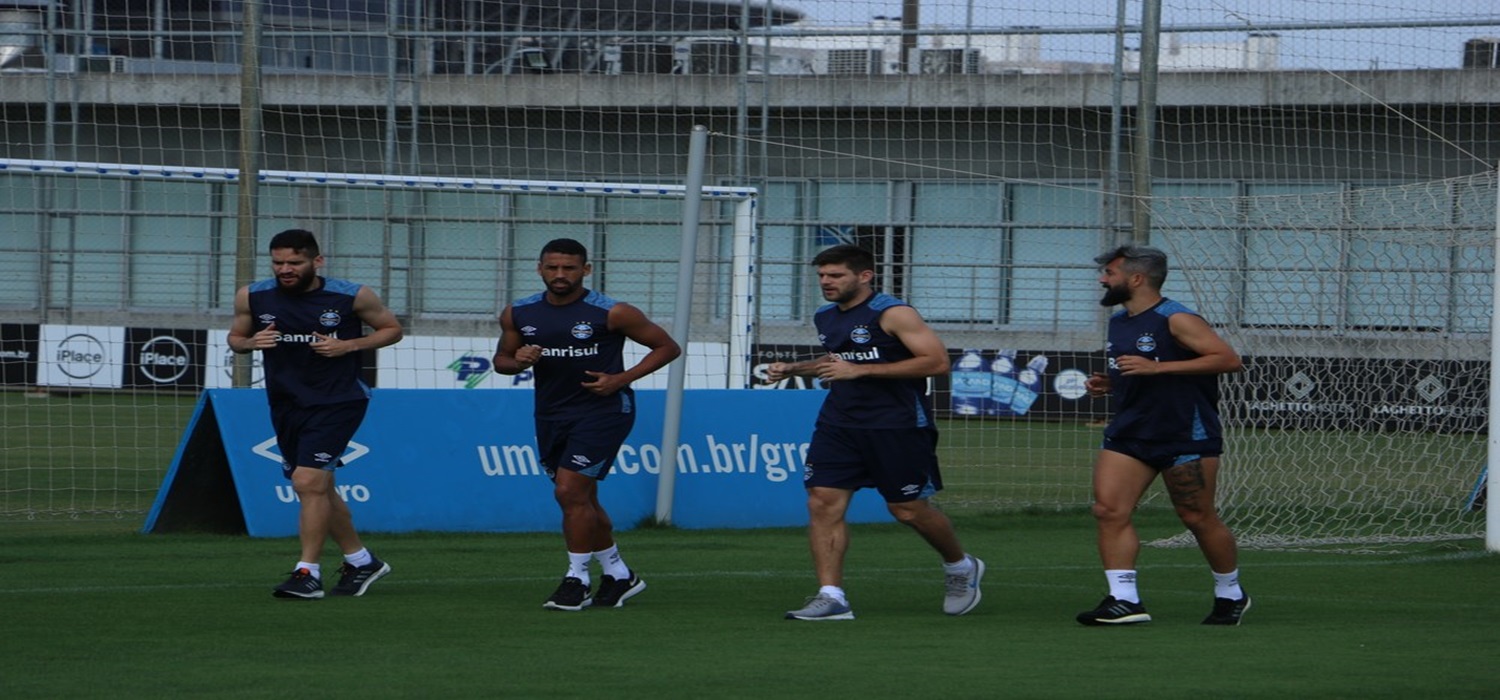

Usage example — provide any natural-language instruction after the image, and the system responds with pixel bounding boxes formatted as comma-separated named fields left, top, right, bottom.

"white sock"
left=1213, top=569, right=1244, bottom=599
left=593, top=545, right=629, bottom=580
left=344, top=548, right=373, bottom=568
left=1105, top=569, right=1139, bottom=603
left=942, top=555, right=975, bottom=575
left=818, top=585, right=848, bottom=605
left=296, top=561, right=321, bottom=579
left=567, top=552, right=592, bottom=586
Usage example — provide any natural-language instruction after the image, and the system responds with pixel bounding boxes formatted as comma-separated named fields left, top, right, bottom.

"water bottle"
left=1010, top=355, right=1049, bottom=416
left=950, top=349, right=989, bottom=416
left=987, top=349, right=1019, bottom=416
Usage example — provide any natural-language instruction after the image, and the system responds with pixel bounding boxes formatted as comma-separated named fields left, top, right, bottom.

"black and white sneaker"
left=1202, top=593, right=1252, bottom=626
left=1076, top=596, right=1151, bottom=625
left=330, top=558, right=391, bottom=597
left=593, top=570, right=647, bottom=608
left=542, top=577, right=593, bottom=611
left=272, top=568, right=324, bottom=600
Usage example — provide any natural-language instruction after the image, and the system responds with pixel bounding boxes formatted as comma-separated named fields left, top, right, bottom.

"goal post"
left=0, top=154, right=761, bottom=520
left=0, top=157, right=760, bottom=386
left=1490, top=169, right=1500, bottom=554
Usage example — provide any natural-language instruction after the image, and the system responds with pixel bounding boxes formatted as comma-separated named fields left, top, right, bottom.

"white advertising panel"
left=39, top=325, right=124, bottom=389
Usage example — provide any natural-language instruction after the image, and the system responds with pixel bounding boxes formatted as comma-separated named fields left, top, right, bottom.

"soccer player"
left=767, top=244, right=984, bottom=621
left=228, top=229, right=403, bottom=599
left=492, top=238, right=681, bottom=611
left=1077, top=244, right=1250, bottom=626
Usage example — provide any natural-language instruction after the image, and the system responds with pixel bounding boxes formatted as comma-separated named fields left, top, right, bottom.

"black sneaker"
left=542, top=577, right=592, bottom=611
left=330, top=558, right=391, bottom=597
left=272, top=568, right=324, bottom=600
left=593, top=570, right=647, bottom=608
left=1076, top=596, right=1151, bottom=625
left=1202, top=593, right=1252, bottom=626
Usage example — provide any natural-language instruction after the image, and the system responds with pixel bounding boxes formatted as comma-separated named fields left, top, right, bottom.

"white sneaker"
left=943, top=555, right=985, bottom=615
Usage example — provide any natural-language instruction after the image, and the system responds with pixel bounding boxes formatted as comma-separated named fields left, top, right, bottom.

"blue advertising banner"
left=145, top=389, right=893, bottom=537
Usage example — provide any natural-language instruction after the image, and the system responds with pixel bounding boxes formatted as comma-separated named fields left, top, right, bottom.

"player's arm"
left=582, top=303, right=682, bottom=394
left=818, top=305, right=950, bottom=382
left=312, top=286, right=403, bottom=357
left=352, top=286, right=403, bottom=350
left=767, top=356, right=835, bottom=380
left=227, top=286, right=277, bottom=354
left=491, top=305, right=540, bottom=375
left=1119, top=312, right=1243, bottom=377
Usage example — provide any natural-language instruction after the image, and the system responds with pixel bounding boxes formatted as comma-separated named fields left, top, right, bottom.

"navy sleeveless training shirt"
left=510, top=289, right=633, bottom=419
left=247, top=276, right=370, bottom=407
left=1103, top=298, right=1223, bottom=443
left=813, top=292, right=934, bottom=430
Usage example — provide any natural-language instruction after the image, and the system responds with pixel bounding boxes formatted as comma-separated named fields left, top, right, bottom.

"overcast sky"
left=774, top=0, right=1500, bottom=69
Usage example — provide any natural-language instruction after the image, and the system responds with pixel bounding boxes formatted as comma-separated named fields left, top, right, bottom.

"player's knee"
left=1175, top=506, right=1220, bottom=532
left=885, top=500, right=925, bottom=526
left=290, top=469, right=332, bottom=496
left=1091, top=499, right=1131, bottom=523
left=553, top=488, right=585, bottom=509
left=805, top=491, right=847, bottom=521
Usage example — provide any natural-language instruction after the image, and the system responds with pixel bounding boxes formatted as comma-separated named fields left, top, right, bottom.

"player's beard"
left=278, top=268, right=318, bottom=293
left=1099, top=282, right=1131, bottom=307
left=822, top=278, right=870, bottom=307
left=822, top=281, right=861, bottom=305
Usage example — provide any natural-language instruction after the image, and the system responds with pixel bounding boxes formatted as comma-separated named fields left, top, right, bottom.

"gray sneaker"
left=784, top=594, right=854, bottom=621
left=943, top=555, right=985, bottom=615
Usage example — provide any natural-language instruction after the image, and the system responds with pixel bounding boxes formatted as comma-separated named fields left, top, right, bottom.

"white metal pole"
left=728, top=197, right=758, bottom=389
left=654, top=125, right=710, bottom=525
left=1487, top=167, right=1500, bottom=552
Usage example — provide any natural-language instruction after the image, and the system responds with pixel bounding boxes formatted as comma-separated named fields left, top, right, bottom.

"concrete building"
left=1, top=4, right=1497, bottom=361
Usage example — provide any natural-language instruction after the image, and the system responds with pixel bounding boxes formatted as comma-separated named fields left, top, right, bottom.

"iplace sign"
left=39, top=325, right=124, bottom=389
left=126, top=328, right=206, bottom=389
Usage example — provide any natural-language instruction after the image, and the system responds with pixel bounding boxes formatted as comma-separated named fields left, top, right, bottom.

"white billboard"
left=377, top=336, right=733, bottom=390
left=39, top=325, right=125, bottom=389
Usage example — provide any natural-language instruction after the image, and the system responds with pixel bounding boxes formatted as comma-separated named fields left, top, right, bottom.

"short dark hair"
left=540, top=237, right=588, bottom=263
left=269, top=229, right=320, bottom=257
left=812, top=244, right=875, bottom=274
left=1094, top=244, right=1168, bottom=289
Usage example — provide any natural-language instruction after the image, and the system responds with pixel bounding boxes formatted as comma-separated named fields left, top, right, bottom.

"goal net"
left=0, top=158, right=757, bottom=518
left=0, top=0, right=1495, bottom=548
left=1144, top=172, right=1495, bottom=549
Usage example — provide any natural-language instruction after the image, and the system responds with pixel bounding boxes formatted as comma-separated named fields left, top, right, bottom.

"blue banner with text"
left=158, top=389, right=893, bottom=537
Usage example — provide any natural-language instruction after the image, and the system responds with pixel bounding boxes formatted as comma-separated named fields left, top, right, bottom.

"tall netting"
left=1, top=0, right=1497, bottom=534
left=1145, top=173, right=1495, bottom=548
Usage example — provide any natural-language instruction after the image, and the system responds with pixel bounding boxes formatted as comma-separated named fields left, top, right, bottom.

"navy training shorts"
left=803, top=423, right=943, bottom=503
left=1101, top=436, right=1222, bottom=471
left=535, top=411, right=636, bottom=481
left=269, top=399, right=370, bottom=480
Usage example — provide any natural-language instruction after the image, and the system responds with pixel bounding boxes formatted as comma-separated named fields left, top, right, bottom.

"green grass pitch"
left=2, top=392, right=1497, bottom=697
left=2, top=513, right=1498, bottom=698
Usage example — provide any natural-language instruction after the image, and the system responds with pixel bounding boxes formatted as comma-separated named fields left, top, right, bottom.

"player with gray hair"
left=1078, top=244, right=1250, bottom=625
